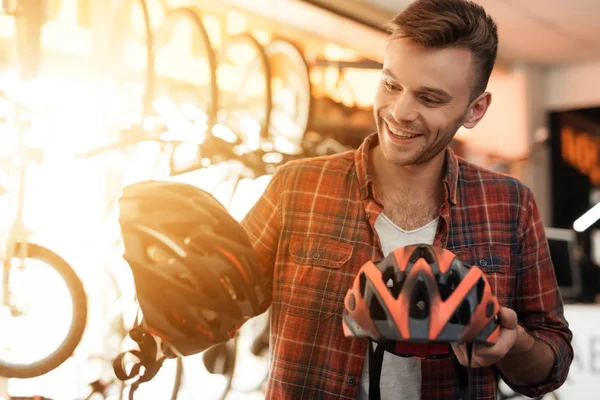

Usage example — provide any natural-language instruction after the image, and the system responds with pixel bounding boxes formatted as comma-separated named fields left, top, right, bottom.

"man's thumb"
left=498, top=307, right=518, bottom=329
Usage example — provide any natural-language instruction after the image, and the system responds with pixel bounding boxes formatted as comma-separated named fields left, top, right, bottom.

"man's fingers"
left=472, top=341, right=502, bottom=358
left=452, top=343, right=482, bottom=367
left=453, top=343, right=494, bottom=368
left=451, top=343, right=467, bottom=364
left=498, top=307, right=518, bottom=329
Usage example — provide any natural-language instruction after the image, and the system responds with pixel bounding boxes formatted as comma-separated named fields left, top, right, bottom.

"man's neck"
left=370, top=146, right=446, bottom=203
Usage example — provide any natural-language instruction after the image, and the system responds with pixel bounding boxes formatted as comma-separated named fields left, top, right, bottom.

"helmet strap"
left=368, top=339, right=474, bottom=400
left=367, top=339, right=390, bottom=400
left=112, top=315, right=167, bottom=399
left=455, top=342, right=474, bottom=400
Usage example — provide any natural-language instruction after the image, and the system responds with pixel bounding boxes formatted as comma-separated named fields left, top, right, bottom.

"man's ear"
left=463, top=92, right=492, bottom=129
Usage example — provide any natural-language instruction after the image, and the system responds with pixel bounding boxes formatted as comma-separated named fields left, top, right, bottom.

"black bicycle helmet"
left=118, top=180, right=265, bottom=356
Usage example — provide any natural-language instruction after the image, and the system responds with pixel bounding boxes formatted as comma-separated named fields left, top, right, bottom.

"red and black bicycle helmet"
left=342, top=244, right=500, bottom=400
left=343, top=243, right=500, bottom=344
left=118, top=180, right=265, bottom=357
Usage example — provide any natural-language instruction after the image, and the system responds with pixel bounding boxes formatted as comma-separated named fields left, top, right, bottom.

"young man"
left=241, top=0, right=573, bottom=398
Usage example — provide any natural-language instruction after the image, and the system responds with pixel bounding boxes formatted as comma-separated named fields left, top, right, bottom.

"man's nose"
left=389, top=92, right=418, bottom=122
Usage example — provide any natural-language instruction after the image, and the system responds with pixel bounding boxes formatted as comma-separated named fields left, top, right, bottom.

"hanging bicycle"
left=77, top=3, right=226, bottom=399
left=0, top=89, right=87, bottom=380
left=0, top=0, right=88, bottom=380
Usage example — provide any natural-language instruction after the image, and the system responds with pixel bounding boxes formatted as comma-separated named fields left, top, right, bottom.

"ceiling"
left=308, top=0, right=600, bottom=66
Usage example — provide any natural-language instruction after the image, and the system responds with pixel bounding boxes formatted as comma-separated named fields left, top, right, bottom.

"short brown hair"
left=386, top=0, right=498, bottom=100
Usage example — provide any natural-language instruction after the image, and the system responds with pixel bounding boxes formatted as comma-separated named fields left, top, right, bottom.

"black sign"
left=549, top=109, right=600, bottom=229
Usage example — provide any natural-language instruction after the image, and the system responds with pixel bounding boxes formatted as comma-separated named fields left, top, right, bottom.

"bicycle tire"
left=151, top=6, right=219, bottom=131
left=199, top=334, right=238, bottom=400
left=0, top=242, right=87, bottom=378
left=230, top=308, right=270, bottom=394
left=264, top=39, right=312, bottom=145
left=13, top=0, right=44, bottom=81
left=220, top=33, right=272, bottom=140
left=171, top=356, right=183, bottom=400
left=105, top=0, right=154, bottom=116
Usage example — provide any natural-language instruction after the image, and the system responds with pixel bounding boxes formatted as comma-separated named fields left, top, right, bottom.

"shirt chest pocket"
left=280, top=235, right=354, bottom=321
left=451, top=245, right=514, bottom=307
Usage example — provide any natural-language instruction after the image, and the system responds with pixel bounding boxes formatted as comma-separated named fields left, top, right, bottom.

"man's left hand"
left=451, top=307, right=533, bottom=368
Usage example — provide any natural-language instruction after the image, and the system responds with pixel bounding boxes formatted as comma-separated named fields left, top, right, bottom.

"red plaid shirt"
left=241, top=133, right=573, bottom=399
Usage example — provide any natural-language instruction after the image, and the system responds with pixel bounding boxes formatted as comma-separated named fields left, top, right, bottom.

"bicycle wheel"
left=104, top=0, right=154, bottom=122
left=181, top=335, right=239, bottom=400
left=218, top=33, right=272, bottom=142
left=0, top=242, right=87, bottom=378
left=12, top=0, right=45, bottom=81
left=229, top=308, right=270, bottom=394
left=264, top=39, right=311, bottom=152
left=152, top=6, right=219, bottom=131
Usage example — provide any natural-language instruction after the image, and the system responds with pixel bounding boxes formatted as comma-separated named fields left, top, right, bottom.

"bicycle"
left=69, top=2, right=190, bottom=399
left=0, top=0, right=87, bottom=381
left=74, top=125, right=187, bottom=400
left=2, top=0, right=44, bottom=82
left=264, top=38, right=312, bottom=154
left=0, top=86, right=87, bottom=380
left=198, top=36, right=324, bottom=399
left=76, top=3, right=234, bottom=399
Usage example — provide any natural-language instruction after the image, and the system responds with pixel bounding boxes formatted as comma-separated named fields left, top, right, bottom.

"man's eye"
left=384, top=82, right=400, bottom=92
left=421, top=97, right=441, bottom=105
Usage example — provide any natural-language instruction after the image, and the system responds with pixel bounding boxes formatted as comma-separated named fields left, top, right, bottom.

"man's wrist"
left=496, top=325, right=555, bottom=388
left=507, top=325, right=535, bottom=357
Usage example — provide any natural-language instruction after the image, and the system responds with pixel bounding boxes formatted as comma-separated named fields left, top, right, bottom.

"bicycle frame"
left=1, top=101, right=34, bottom=310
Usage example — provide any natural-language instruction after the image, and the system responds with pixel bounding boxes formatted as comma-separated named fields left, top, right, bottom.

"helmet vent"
left=409, top=279, right=430, bottom=320
left=369, top=294, right=388, bottom=321
left=476, top=277, right=486, bottom=303
left=486, top=300, right=495, bottom=318
left=200, top=308, right=222, bottom=330
left=175, top=273, right=196, bottom=290
left=381, top=265, right=404, bottom=299
left=450, top=299, right=472, bottom=325
left=220, top=276, right=238, bottom=300
left=438, top=269, right=461, bottom=301
left=409, top=245, right=436, bottom=264
left=359, top=272, right=367, bottom=297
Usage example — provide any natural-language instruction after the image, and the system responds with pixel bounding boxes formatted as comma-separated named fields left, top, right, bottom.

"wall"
left=546, top=59, right=600, bottom=112
left=460, top=66, right=529, bottom=159
left=458, top=63, right=551, bottom=224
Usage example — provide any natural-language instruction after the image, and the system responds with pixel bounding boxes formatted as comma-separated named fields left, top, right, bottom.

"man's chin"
left=381, top=149, right=419, bottom=167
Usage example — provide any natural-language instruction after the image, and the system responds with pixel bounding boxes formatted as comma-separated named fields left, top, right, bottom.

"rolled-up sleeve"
left=509, top=187, right=574, bottom=397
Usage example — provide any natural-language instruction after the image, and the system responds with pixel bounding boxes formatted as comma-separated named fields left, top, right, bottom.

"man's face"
left=374, top=37, right=487, bottom=167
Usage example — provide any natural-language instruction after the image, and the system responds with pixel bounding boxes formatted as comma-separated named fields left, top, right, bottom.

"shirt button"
left=347, top=377, right=356, bottom=386
left=479, top=259, right=488, bottom=267
left=365, top=213, right=371, bottom=220
left=312, top=252, right=321, bottom=260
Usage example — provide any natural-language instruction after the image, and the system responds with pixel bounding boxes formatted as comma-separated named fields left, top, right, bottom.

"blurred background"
left=0, top=0, right=599, bottom=399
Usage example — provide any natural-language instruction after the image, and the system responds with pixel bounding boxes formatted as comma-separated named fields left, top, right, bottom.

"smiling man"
left=241, top=0, right=573, bottom=399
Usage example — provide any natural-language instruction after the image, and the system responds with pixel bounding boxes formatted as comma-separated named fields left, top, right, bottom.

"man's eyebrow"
left=381, top=68, right=397, bottom=80
left=420, top=86, right=452, bottom=99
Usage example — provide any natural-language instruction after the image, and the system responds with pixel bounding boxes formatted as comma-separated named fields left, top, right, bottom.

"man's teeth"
left=389, top=126, right=417, bottom=138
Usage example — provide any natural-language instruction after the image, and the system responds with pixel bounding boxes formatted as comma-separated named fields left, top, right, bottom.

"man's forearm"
left=495, top=326, right=554, bottom=386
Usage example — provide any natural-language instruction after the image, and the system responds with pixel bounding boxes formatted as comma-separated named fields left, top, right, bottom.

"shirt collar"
left=354, top=132, right=459, bottom=205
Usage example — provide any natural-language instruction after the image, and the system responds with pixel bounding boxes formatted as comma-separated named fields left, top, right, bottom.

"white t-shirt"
left=357, top=213, right=439, bottom=400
